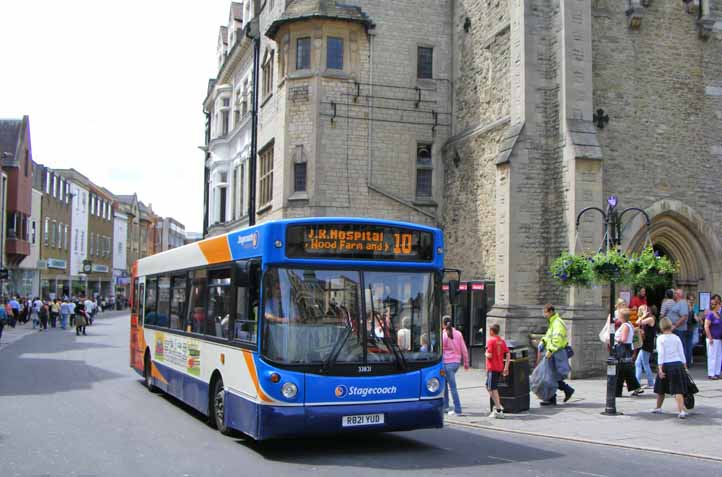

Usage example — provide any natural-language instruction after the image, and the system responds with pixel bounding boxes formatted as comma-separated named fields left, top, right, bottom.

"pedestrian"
left=69, top=299, right=76, bottom=327
left=75, top=299, right=87, bottom=336
left=442, top=316, right=469, bottom=416
left=704, top=294, right=722, bottom=380
left=629, top=287, right=647, bottom=311
left=485, top=323, right=510, bottom=419
left=0, top=299, right=8, bottom=343
left=59, top=298, right=70, bottom=330
left=50, top=299, right=60, bottom=328
left=539, top=304, right=575, bottom=406
left=635, top=304, right=657, bottom=388
left=615, top=308, right=644, bottom=396
left=667, top=289, right=692, bottom=365
left=38, top=300, right=49, bottom=331
left=9, top=296, right=20, bottom=324
left=31, top=297, right=42, bottom=329
left=659, top=289, right=675, bottom=320
left=84, top=296, right=95, bottom=325
left=687, top=293, right=700, bottom=366
left=651, top=317, right=689, bottom=418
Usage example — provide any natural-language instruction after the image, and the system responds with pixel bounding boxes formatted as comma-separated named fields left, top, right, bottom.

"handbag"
left=598, top=322, right=611, bottom=344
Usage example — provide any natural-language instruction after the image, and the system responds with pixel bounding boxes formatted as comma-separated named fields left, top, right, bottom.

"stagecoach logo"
left=237, top=232, right=258, bottom=249
left=334, top=385, right=397, bottom=399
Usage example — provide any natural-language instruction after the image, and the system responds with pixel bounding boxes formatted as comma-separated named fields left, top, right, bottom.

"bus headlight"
left=426, top=378, right=440, bottom=393
left=281, top=382, right=298, bottom=399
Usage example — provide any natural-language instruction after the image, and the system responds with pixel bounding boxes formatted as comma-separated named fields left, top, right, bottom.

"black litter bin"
left=489, top=341, right=530, bottom=413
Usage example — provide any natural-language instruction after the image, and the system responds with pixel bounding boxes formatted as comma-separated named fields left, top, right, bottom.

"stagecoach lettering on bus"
left=130, top=218, right=446, bottom=440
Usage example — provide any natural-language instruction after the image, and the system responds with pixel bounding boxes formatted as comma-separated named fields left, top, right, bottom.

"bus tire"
left=211, top=377, right=233, bottom=435
left=144, top=352, right=159, bottom=393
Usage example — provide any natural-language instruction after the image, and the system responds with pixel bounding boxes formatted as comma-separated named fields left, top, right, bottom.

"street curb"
left=446, top=418, right=722, bottom=463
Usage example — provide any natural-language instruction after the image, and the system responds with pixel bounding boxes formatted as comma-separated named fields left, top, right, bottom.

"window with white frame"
left=259, top=143, right=274, bottom=207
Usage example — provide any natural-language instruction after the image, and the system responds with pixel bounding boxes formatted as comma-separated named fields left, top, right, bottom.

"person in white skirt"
left=704, top=294, right=722, bottom=380
left=652, top=317, right=689, bottom=419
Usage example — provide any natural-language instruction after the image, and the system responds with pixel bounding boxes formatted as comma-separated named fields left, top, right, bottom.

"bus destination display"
left=286, top=224, right=434, bottom=261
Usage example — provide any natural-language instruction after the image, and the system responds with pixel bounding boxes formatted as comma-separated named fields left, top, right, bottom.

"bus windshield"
left=261, top=267, right=441, bottom=368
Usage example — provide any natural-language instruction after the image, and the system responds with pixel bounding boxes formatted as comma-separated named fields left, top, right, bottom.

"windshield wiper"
left=368, top=286, right=407, bottom=371
left=322, top=306, right=353, bottom=374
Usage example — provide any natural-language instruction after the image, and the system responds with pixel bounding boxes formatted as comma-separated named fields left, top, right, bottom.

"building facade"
left=0, top=116, right=34, bottom=297
left=67, top=176, right=89, bottom=296
left=38, top=166, right=72, bottom=299
left=15, top=165, right=41, bottom=298
left=442, top=0, right=722, bottom=376
left=203, top=0, right=453, bottom=235
left=113, top=209, right=129, bottom=300
left=157, top=217, right=185, bottom=252
left=204, top=2, right=256, bottom=236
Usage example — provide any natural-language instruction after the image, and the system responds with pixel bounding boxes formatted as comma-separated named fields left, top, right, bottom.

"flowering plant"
left=589, top=248, right=631, bottom=284
left=550, top=252, right=593, bottom=287
left=627, top=246, right=677, bottom=289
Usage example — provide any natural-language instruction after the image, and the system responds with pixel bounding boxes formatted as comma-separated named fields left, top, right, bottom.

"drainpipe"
left=246, top=11, right=261, bottom=226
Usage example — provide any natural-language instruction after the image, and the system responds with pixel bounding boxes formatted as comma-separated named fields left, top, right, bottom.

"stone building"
left=201, top=1, right=722, bottom=375
left=442, top=0, right=722, bottom=375
left=156, top=217, right=185, bottom=252
left=203, top=0, right=453, bottom=233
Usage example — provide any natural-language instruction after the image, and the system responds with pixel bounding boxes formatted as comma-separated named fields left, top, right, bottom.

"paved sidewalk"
left=0, top=309, right=129, bottom=350
left=446, top=365, right=722, bottom=461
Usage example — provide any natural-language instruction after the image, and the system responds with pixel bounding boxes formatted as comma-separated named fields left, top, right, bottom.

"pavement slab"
left=446, top=363, right=722, bottom=461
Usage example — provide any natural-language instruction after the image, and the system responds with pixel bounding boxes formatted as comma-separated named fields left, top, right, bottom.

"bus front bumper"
left=257, top=398, right=443, bottom=440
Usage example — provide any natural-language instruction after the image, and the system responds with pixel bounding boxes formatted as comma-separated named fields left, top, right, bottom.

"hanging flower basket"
left=550, top=251, right=593, bottom=287
left=590, top=248, right=632, bottom=284
left=628, top=246, right=677, bottom=289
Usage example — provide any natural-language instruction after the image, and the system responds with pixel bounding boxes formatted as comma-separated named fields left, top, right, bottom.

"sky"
left=0, top=0, right=233, bottom=233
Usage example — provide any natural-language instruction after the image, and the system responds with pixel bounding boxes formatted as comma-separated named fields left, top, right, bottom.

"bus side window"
left=187, top=271, right=208, bottom=334
left=138, top=282, right=145, bottom=326
left=233, top=286, right=256, bottom=344
left=145, top=277, right=158, bottom=326
left=132, top=278, right=139, bottom=315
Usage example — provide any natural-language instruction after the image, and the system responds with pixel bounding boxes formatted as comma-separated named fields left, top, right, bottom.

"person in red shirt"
left=485, top=323, right=511, bottom=418
left=629, top=288, right=647, bottom=310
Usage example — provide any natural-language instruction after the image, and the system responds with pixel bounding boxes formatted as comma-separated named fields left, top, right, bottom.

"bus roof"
left=136, top=217, right=443, bottom=277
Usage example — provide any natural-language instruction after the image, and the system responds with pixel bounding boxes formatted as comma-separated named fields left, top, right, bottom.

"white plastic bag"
left=598, top=321, right=611, bottom=344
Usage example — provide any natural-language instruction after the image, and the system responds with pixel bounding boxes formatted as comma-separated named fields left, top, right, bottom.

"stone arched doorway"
left=620, top=200, right=722, bottom=307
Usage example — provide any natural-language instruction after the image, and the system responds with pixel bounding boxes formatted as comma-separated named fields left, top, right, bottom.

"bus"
left=130, top=217, right=447, bottom=440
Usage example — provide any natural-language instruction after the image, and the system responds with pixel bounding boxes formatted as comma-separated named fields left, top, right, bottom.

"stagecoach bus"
left=130, top=217, right=446, bottom=440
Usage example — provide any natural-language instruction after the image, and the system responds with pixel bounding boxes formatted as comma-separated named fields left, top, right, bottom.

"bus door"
left=130, top=275, right=145, bottom=370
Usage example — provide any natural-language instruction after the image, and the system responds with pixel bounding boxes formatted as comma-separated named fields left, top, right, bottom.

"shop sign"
left=47, top=259, right=67, bottom=270
left=92, top=264, right=110, bottom=273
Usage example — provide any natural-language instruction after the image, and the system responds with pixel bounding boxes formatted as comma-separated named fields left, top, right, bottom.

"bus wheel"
left=211, top=378, right=233, bottom=435
left=144, top=353, right=158, bottom=393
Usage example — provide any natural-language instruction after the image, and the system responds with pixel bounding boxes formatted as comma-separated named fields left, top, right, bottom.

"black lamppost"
left=575, top=195, right=651, bottom=416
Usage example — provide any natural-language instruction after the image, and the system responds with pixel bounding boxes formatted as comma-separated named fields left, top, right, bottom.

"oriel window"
left=326, top=37, right=343, bottom=70
left=296, top=37, right=311, bottom=70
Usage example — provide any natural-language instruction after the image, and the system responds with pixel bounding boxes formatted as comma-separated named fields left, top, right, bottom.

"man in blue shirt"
left=0, top=300, right=8, bottom=343
left=668, top=288, right=692, bottom=364
left=8, top=297, right=20, bottom=322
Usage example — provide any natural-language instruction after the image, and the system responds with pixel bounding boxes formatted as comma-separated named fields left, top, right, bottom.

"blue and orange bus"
left=130, top=217, right=446, bottom=440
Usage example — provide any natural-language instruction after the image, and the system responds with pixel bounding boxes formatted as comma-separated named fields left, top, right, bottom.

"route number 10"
left=393, top=233, right=413, bottom=255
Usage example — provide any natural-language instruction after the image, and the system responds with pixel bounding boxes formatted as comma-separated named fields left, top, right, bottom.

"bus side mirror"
left=447, top=280, right=460, bottom=305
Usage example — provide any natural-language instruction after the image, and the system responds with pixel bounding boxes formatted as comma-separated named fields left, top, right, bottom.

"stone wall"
left=442, top=0, right=511, bottom=279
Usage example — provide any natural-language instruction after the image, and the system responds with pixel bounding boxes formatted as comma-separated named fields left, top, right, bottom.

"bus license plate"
left=341, top=413, right=384, bottom=427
